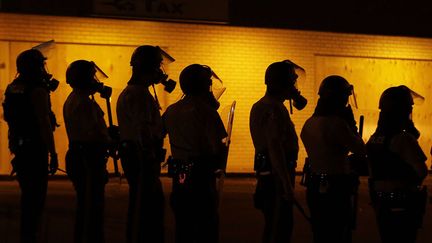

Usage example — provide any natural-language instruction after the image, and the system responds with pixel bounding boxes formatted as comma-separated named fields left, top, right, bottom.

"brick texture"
left=1, top=13, right=432, bottom=173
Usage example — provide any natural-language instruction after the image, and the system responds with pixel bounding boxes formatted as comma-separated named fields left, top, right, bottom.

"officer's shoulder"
left=30, top=86, right=49, bottom=97
left=163, top=100, right=182, bottom=117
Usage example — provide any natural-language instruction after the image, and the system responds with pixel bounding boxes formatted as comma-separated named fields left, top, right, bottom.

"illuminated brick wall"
left=1, top=13, right=432, bottom=174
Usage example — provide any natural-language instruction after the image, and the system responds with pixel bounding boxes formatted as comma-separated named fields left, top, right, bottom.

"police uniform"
left=3, top=77, right=56, bottom=243
left=163, top=95, right=227, bottom=243
left=117, top=83, right=165, bottom=243
left=63, top=90, right=110, bottom=243
left=301, top=115, right=365, bottom=243
left=250, top=95, right=297, bottom=243
left=367, top=130, right=427, bottom=243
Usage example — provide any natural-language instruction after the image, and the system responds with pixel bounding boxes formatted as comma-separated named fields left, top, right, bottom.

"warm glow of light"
left=1, top=14, right=432, bottom=174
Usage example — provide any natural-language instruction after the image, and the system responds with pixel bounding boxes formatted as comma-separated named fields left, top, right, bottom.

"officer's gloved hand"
left=49, top=153, right=59, bottom=175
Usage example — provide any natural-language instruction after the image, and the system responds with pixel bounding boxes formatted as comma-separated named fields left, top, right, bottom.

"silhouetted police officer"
left=301, top=75, right=366, bottom=243
left=163, top=64, right=227, bottom=243
left=117, top=45, right=174, bottom=243
left=250, top=60, right=307, bottom=243
left=367, top=85, right=427, bottom=243
left=63, top=60, right=111, bottom=243
left=2, top=49, right=59, bottom=243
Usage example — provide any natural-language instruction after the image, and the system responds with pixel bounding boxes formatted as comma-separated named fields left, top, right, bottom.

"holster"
left=307, top=173, right=358, bottom=194
left=300, top=157, right=311, bottom=187
left=369, top=179, right=427, bottom=227
left=167, top=156, right=194, bottom=178
left=254, top=152, right=271, bottom=173
left=254, top=151, right=296, bottom=175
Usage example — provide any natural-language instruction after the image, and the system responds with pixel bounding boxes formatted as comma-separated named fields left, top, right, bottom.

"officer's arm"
left=338, top=119, right=366, bottom=155
left=266, top=111, right=293, bottom=198
left=392, top=133, right=428, bottom=180
left=137, top=96, right=159, bottom=159
left=207, top=111, right=228, bottom=172
left=31, top=88, right=56, bottom=155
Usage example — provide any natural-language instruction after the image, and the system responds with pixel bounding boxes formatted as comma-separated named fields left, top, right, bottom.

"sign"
left=93, top=0, right=228, bottom=23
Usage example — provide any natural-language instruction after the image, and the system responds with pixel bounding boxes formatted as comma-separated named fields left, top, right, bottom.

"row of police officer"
left=2, top=45, right=427, bottom=243
left=250, top=61, right=427, bottom=243
left=2, top=45, right=228, bottom=243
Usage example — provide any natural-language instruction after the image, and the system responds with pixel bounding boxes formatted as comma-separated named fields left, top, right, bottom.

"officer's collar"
left=263, top=93, right=285, bottom=104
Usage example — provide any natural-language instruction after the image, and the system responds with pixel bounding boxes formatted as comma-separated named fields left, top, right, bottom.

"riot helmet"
left=377, top=85, right=423, bottom=138
left=16, top=48, right=59, bottom=91
left=318, top=75, right=352, bottom=98
left=16, top=49, right=46, bottom=77
left=265, top=60, right=307, bottom=110
left=180, top=64, right=212, bottom=96
left=179, top=64, right=225, bottom=109
left=378, top=85, right=418, bottom=115
left=130, top=45, right=176, bottom=93
left=66, top=60, right=112, bottom=98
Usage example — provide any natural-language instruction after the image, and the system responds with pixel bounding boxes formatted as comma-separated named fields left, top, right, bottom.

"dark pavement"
left=0, top=176, right=431, bottom=243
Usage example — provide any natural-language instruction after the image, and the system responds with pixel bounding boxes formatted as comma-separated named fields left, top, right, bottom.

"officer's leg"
left=274, top=199, right=294, bottom=243
left=271, top=177, right=293, bottom=243
left=255, top=175, right=276, bottom=243
left=307, top=188, right=332, bottom=243
left=377, top=207, right=418, bottom=243
left=333, top=193, right=352, bottom=243
left=16, top=149, right=48, bottom=243
left=195, top=175, right=219, bottom=243
left=66, top=149, right=86, bottom=243
left=120, top=149, right=139, bottom=243
left=171, top=182, right=194, bottom=243
left=140, top=178, right=165, bottom=243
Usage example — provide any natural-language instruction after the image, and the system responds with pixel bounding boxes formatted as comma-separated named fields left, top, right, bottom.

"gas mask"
left=32, top=40, right=59, bottom=92
left=282, top=60, right=308, bottom=113
left=91, top=62, right=112, bottom=99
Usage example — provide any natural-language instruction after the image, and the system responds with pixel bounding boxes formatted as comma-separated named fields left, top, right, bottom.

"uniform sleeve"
left=31, top=88, right=56, bottom=154
left=334, top=118, right=366, bottom=155
left=390, top=132, right=427, bottom=179
left=207, top=110, right=227, bottom=154
left=77, top=99, right=109, bottom=143
left=264, top=106, right=294, bottom=195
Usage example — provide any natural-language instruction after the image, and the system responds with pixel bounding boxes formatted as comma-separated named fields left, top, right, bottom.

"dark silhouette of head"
left=379, top=85, right=413, bottom=116
left=66, top=60, right=97, bottom=91
left=377, top=85, right=418, bottom=138
left=180, top=64, right=212, bottom=96
left=130, top=45, right=162, bottom=72
left=16, top=49, right=47, bottom=78
left=265, top=61, right=298, bottom=99
left=318, top=75, right=352, bottom=103
left=129, top=45, right=176, bottom=92
left=313, top=75, right=353, bottom=117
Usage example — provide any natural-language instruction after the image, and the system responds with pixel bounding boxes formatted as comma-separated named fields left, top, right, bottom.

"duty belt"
left=308, top=173, right=357, bottom=194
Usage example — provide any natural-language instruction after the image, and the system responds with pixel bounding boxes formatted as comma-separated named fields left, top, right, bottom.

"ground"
left=0, top=176, right=431, bottom=243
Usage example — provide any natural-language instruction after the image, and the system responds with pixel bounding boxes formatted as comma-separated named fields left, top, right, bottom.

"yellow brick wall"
left=1, top=13, right=432, bottom=174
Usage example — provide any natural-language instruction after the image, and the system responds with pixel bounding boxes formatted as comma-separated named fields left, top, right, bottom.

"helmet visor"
left=349, top=85, right=358, bottom=109
left=91, top=61, right=109, bottom=82
left=282, top=60, right=305, bottom=88
left=32, top=40, right=55, bottom=60
left=210, top=69, right=226, bottom=100
left=398, top=85, right=425, bottom=105
left=409, top=88, right=425, bottom=105
left=157, top=46, right=175, bottom=65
